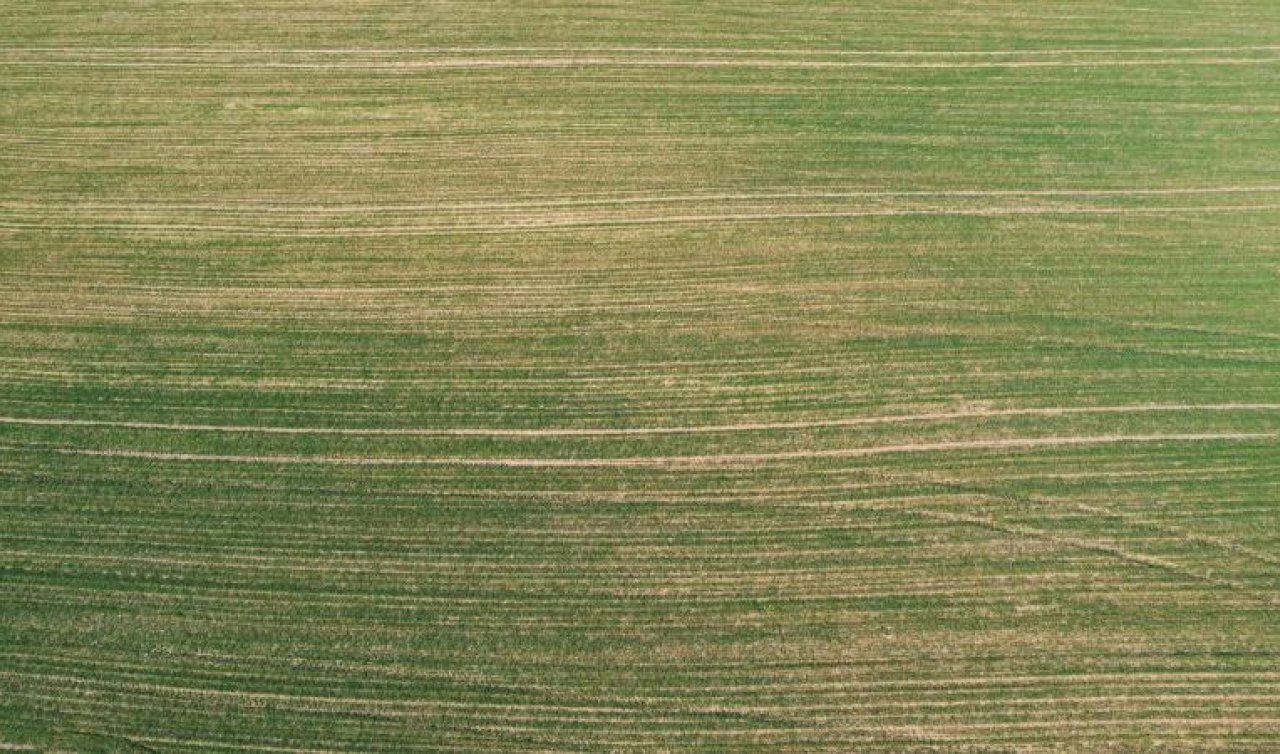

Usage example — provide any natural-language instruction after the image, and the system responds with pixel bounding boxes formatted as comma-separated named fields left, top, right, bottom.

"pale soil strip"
left=267, top=696, right=1280, bottom=714
left=0, top=534, right=1096, bottom=573
left=1, top=403, right=1274, bottom=437
left=12, top=685, right=1280, bottom=734
left=22, top=665, right=1249, bottom=706
left=21, top=649, right=1276, bottom=692
left=0, top=256, right=774, bottom=276
left=1, top=57, right=1277, bottom=71
left=0, top=543, right=1108, bottom=584
left=956, top=465, right=1269, bottom=485
left=6, top=185, right=1278, bottom=213
left=27, top=686, right=1280, bottom=727
left=14, top=370, right=1257, bottom=410
left=0, top=670, right=704, bottom=714
left=629, top=668, right=1280, bottom=687
left=7, top=531, right=963, bottom=558
left=0, top=351, right=1235, bottom=374
left=10, top=391, right=1259, bottom=427
left=13, top=652, right=1276, bottom=711
left=137, top=738, right=347, bottom=754
left=642, top=679, right=1280, bottom=698
left=0, top=536, right=1108, bottom=565
left=0, top=45, right=1274, bottom=68
left=6, top=433, right=1273, bottom=468
left=836, top=718, right=1280, bottom=733
left=0, top=281, right=775, bottom=301
left=11, top=670, right=1280, bottom=721
left=7, top=202, right=1277, bottom=236
left=0, top=540, right=1096, bottom=571
left=0, top=261, right=778, bottom=283
left=0, top=560, right=1105, bottom=600
left=12, top=658, right=1276, bottom=694
left=4, top=45, right=1278, bottom=55
left=5, top=518, right=922, bottom=544
left=0, top=298, right=748, bottom=320
left=0, top=543, right=1095, bottom=580
left=12, top=586, right=1203, bottom=627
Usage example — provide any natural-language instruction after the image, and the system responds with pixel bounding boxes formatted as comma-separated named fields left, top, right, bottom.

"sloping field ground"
left=1, top=2, right=1279, bottom=751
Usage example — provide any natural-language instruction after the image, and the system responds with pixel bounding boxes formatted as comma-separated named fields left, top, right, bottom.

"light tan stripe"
left=2, top=45, right=1278, bottom=56
left=5, top=433, right=1273, bottom=468
left=5, top=202, right=1277, bottom=237
left=0, top=403, right=1276, bottom=438
left=4, top=184, right=1277, bottom=213
left=1, top=57, right=1277, bottom=71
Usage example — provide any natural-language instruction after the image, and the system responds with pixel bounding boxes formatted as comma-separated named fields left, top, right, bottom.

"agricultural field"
left=1, top=1, right=1279, bottom=751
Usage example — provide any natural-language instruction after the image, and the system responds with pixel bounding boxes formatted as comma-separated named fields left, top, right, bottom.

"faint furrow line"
left=0, top=404, right=1274, bottom=437
left=4, top=202, right=1278, bottom=236
left=3, top=45, right=1278, bottom=56
left=919, top=509, right=1277, bottom=606
left=1066, top=500, right=1280, bottom=569
left=2, top=57, right=1279, bottom=70
left=3, top=433, right=1273, bottom=467
left=4, top=185, right=1278, bottom=213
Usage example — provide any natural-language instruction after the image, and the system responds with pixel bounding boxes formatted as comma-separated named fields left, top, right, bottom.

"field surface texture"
left=2, top=2, right=1279, bottom=752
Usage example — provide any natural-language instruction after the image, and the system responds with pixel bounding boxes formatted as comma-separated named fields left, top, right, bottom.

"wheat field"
left=2, top=2, right=1279, bottom=751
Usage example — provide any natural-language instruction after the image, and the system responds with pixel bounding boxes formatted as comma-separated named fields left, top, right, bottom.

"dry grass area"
left=1, top=2, right=1278, bottom=751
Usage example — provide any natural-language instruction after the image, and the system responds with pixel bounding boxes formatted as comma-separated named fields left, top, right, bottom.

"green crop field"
left=2, top=2, right=1278, bottom=751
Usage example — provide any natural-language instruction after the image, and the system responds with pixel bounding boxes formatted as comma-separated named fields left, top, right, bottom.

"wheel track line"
left=4, top=45, right=1279, bottom=56
left=9, top=669, right=1280, bottom=719
left=6, top=202, right=1279, bottom=236
left=2, top=57, right=1278, bottom=71
left=12, top=650, right=1279, bottom=707
left=1, top=403, right=1274, bottom=437
left=15, top=648, right=1278, bottom=690
left=11, top=646, right=1280, bottom=691
left=5, top=184, right=1278, bottom=213
left=3, top=432, right=1274, bottom=467
left=0, top=544, right=1116, bottom=585
left=12, top=675, right=1278, bottom=714
left=11, top=587, right=1210, bottom=628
